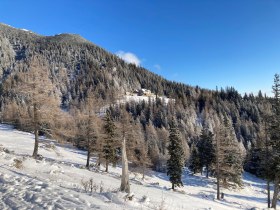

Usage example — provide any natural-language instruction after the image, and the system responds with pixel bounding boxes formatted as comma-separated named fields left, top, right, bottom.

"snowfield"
left=0, top=124, right=278, bottom=210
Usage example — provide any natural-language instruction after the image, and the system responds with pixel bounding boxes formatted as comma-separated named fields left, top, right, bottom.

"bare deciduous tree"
left=4, top=57, right=62, bottom=158
left=75, top=94, right=100, bottom=169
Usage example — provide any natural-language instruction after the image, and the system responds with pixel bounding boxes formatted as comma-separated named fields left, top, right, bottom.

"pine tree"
left=189, top=143, right=202, bottom=174
left=167, top=118, right=185, bottom=190
left=245, top=107, right=273, bottom=208
left=270, top=74, right=280, bottom=209
left=103, top=110, right=117, bottom=172
left=197, top=126, right=215, bottom=178
left=214, top=123, right=221, bottom=200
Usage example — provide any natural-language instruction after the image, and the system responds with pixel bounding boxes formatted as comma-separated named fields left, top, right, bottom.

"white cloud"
left=116, top=51, right=141, bottom=66
left=154, top=64, right=161, bottom=71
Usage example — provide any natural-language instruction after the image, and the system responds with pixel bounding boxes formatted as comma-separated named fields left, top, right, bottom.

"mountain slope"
left=0, top=124, right=277, bottom=210
left=0, top=23, right=271, bottom=172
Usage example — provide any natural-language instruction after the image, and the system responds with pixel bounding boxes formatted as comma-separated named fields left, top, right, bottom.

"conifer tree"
left=214, top=114, right=243, bottom=199
left=103, top=110, right=117, bottom=172
left=167, top=118, right=184, bottom=190
left=197, top=126, right=215, bottom=178
left=245, top=106, right=272, bottom=208
left=214, top=123, right=221, bottom=200
left=189, top=144, right=202, bottom=174
left=270, top=74, right=280, bottom=209
left=219, top=115, right=243, bottom=187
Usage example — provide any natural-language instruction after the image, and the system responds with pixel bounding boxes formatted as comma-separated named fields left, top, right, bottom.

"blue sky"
left=1, top=0, right=280, bottom=96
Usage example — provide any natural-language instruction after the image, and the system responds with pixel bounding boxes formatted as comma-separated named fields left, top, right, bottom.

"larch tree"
left=132, top=119, right=151, bottom=180
left=219, top=115, right=243, bottom=187
left=75, top=94, right=100, bottom=169
left=138, top=141, right=150, bottom=180
left=167, top=117, right=185, bottom=190
left=4, top=57, right=61, bottom=158
left=145, top=121, right=160, bottom=170
left=214, top=114, right=243, bottom=200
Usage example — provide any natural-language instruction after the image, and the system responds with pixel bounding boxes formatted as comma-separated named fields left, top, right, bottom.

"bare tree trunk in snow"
left=32, top=103, right=39, bottom=158
left=120, top=136, right=130, bottom=193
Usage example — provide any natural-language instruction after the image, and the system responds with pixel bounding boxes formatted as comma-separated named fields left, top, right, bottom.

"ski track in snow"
left=0, top=124, right=279, bottom=210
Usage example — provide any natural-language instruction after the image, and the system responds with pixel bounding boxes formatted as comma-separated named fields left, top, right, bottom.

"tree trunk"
left=120, top=137, right=130, bottom=193
left=97, top=153, right=101, bottom=169
left=142, top=164, right=145, bottom=180
left=113, top=157, right=117, bottom=168
left=32, top=127, right=39, bottom=158
left=32, top=103, right=39, bottom=158
left=86, top=150, right=90, bottom=169
left=172, top=183, right=174, bottom=190
left=267, top=181, right=271, bottom=208
left=105, top=159, right=108, bottom=172
left=206, top=165, right=209, bottom=178
left=271, top=176, right=280, bottom=209
left=217, top=174, right=220, bottom=200
left=216, top=129, right=221, bottom=200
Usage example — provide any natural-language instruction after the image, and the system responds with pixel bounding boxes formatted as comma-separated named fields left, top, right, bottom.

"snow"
left=19, top=28, right=34, bottom=34
left=123, top=95, right=171, bottom=104
left=0, top=124, right=278, bottom=210
left=98, top=94, right=171, bottom=116
left=20, top=29, right=30, bottom=32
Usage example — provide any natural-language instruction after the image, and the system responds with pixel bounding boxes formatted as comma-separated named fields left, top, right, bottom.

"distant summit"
left=45, top=33, right=91, bottom=44
left=0, top=23, right=91, bottom=44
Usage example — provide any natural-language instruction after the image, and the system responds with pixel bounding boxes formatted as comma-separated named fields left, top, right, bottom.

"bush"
left=13, top=158, right=23, bottom=169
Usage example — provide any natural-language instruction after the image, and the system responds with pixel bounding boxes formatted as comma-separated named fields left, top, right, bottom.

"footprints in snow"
left=0, top=173, right=95, bottom=210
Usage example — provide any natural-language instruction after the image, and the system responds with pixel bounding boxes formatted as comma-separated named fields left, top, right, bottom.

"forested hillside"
left=1, top=22, right=280, bottom=208
left=0, top=23, right=272, bottom=172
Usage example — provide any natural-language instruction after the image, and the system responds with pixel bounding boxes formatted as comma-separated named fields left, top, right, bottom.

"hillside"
left=0, top=24, right=267, bottom=129
left=0, top=124, right=277, bottom=210
left=0, top=23, right=273, bottom=176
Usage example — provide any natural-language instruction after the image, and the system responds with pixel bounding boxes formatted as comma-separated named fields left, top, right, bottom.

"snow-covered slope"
left=0, top=124, right=278, bottom=210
